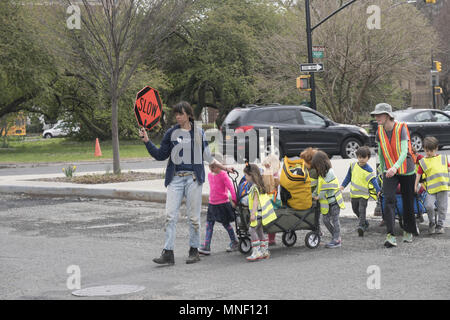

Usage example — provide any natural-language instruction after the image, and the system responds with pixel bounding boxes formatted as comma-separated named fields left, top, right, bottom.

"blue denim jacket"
left=144, top=123, right=212, bottom=187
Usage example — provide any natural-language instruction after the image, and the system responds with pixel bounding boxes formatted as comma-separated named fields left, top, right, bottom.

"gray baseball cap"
left=370, top=103, right=394, bottom=118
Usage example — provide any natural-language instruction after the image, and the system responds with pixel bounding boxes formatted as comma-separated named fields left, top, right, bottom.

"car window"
left=223, top=109, right=246, bottom=125
left=252, top=110, right=279, bottom=123
left=300, top=111, right=326, bottom=126
left=414, top=111, right=433, bottom=122
left=278, top=109, right=298, bottom=124
left=432, top=111, right=450, bottom=123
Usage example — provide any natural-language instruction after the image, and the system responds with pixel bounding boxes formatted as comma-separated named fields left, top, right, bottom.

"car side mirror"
left=324, top=120, right=331, bottom=127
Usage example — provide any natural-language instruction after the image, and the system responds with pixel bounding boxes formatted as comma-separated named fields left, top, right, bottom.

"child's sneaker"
left=325, top=239, right=341, bottom=248
left=435, top=226, right=445, bottom=234
left=428, top=223, right=436, bottom=235
left=198, top=246, right=211, bottom=255
left=384, top=234, right=397, bottom=248
left=226, top=241, right=238, bottom=252
left=403, top=231, right=413, bottom=243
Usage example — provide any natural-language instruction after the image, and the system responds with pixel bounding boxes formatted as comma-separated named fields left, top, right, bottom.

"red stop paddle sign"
left=134, top=86, right=163, bottom=130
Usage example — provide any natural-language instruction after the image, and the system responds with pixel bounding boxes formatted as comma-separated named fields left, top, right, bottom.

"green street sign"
left=313, top=51, right=324, bottom=58
left=312, top=46, right=325, bottom=59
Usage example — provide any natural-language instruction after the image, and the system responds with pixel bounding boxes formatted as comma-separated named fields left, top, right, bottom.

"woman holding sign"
left=140, top=101, right=233, bottom=265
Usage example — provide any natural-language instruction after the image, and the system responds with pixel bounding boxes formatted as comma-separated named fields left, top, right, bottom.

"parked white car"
left=444, top=104, right=450, bottom=116
left=42, top=121, right=79, bottom=139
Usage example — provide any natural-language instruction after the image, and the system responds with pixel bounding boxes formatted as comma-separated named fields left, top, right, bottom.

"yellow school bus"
left=1, top=113, right=26, bottom=136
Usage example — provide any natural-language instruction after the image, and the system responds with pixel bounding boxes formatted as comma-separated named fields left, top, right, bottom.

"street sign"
left=312, top=46, right=325, bottom=58
left=134, top=86, right=163, bottom=131
left=431, top=71, right=439, bottom=87
left=300, top=63, right=324, bottom=72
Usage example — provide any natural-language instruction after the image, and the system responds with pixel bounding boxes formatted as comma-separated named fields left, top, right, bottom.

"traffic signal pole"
left=304, top=0, right=358, bottom=110
left=305, top=0, right=316, bottom=110
left=432, top=55, right=436, bottom=109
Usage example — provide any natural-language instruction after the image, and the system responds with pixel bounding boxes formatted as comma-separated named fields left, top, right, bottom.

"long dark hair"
left=173, top=101, right=194, bottom=122
left=244, top=163, right=268, bottom=194
left=311, top=151, right=332, bottom=178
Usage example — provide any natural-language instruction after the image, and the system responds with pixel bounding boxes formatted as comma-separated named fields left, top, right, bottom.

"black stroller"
left=228, top=171, right=322, bottom=254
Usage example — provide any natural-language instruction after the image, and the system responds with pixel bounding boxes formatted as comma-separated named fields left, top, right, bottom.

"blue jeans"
left=164, top=174, right=203, bottom=251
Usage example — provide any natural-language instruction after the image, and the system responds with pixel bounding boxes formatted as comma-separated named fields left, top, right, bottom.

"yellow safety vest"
left=248, top=185, right=278, bottom=227
left=317, top=176, right=345, bottom=215
left=349, top=163, right=377, bottom=200
left=310, top=177, right=318, bottom=189
left=418, top=155, right=449, bottom=194
left=377, top=122, right=415, bottom=174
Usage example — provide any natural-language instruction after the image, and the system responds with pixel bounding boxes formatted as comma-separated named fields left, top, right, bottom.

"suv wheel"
left=410, top=134, right=423, bottom=151
left=341, top=138, right=361, bottom=159
left=44, top=133, right=53, bottom=139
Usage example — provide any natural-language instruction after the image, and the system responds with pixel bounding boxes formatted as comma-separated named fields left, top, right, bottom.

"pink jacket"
left=208, top=171, right=237, bottom=205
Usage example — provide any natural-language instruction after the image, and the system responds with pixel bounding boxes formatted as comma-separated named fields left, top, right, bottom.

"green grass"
left=0, top=138, right=155, bottom=163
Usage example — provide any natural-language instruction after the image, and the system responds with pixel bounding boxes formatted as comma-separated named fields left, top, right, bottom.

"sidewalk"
left=0, top=158, right=374, bottom=204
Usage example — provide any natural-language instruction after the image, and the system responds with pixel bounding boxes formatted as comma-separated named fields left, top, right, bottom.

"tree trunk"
left=111, top=93, right=121, bottom=174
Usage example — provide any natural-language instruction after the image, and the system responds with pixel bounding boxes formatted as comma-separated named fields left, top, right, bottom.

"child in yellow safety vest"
left=340, top=146, right=381, bottom=237
left=262, top=154, right=281, bottom=246
left=414, top=137, right=450, bottom=235
left=244, top=162, right=278, bottom=261
left=311, top=151, right=345, bottom=248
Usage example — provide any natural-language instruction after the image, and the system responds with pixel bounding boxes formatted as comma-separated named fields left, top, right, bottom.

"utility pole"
left=432, top=56, right=436, bottom=109
left=303, top=0, right=357, bottom=110
left=305, top=0, right=316, bottom=110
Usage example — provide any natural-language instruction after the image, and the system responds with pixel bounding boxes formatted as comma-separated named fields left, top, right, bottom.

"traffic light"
left=434, top=86, right=443, bottom=95
left=424, top=0, right=436, bottom=3
left=434, top=61, right=442, bottom=72
left=297, top=75, right=311, bottom=92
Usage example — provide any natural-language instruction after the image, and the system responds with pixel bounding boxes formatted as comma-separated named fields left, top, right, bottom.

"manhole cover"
left=72, top=285, right=145, bottom=297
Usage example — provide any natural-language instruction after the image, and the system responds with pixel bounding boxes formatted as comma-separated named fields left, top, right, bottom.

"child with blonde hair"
left=244, top=163, right=278, bottom=261
left=262, top=154, right=281, bottom=245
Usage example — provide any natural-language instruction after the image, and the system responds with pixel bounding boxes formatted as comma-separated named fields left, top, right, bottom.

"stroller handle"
left=227, top=170, right=239, bottom=182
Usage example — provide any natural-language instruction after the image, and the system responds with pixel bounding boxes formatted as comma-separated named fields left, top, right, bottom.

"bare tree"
left=311, top=0, right=437, bottom=123
left=59, top=0, right=192, bottom=174
left=258, top=0, right=437, bottom=123
left=433, top=0, right=450, bottom=105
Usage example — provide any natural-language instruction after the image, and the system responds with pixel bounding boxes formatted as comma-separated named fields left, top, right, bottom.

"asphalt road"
left=1, top=194, right=449, bottom=300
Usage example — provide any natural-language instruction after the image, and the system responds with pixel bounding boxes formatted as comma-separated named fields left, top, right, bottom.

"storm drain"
left=72, top=285, right=145, bottom=297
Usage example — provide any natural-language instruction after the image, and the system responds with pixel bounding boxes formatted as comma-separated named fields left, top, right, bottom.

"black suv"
left=220, top=104, right=370, bottom=159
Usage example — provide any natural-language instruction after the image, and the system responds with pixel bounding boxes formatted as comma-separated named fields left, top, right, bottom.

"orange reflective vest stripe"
left=377, top=122, right=416, bottom=174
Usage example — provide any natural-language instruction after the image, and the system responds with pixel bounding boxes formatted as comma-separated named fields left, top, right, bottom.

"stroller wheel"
left=282, top=231, right=297, bottom=247
left=239, top=237, right=252, bottom=254
left=305, top=232, right=320, bottom=249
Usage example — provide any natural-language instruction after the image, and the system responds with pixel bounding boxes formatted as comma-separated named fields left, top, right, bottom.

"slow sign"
left=134, top=86, right=163, bottom=130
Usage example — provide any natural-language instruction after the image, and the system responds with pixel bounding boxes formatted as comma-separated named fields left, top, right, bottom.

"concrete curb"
left=0, top=185, right=211, bottom=204
left=0, top=184, right=347, bottom=204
